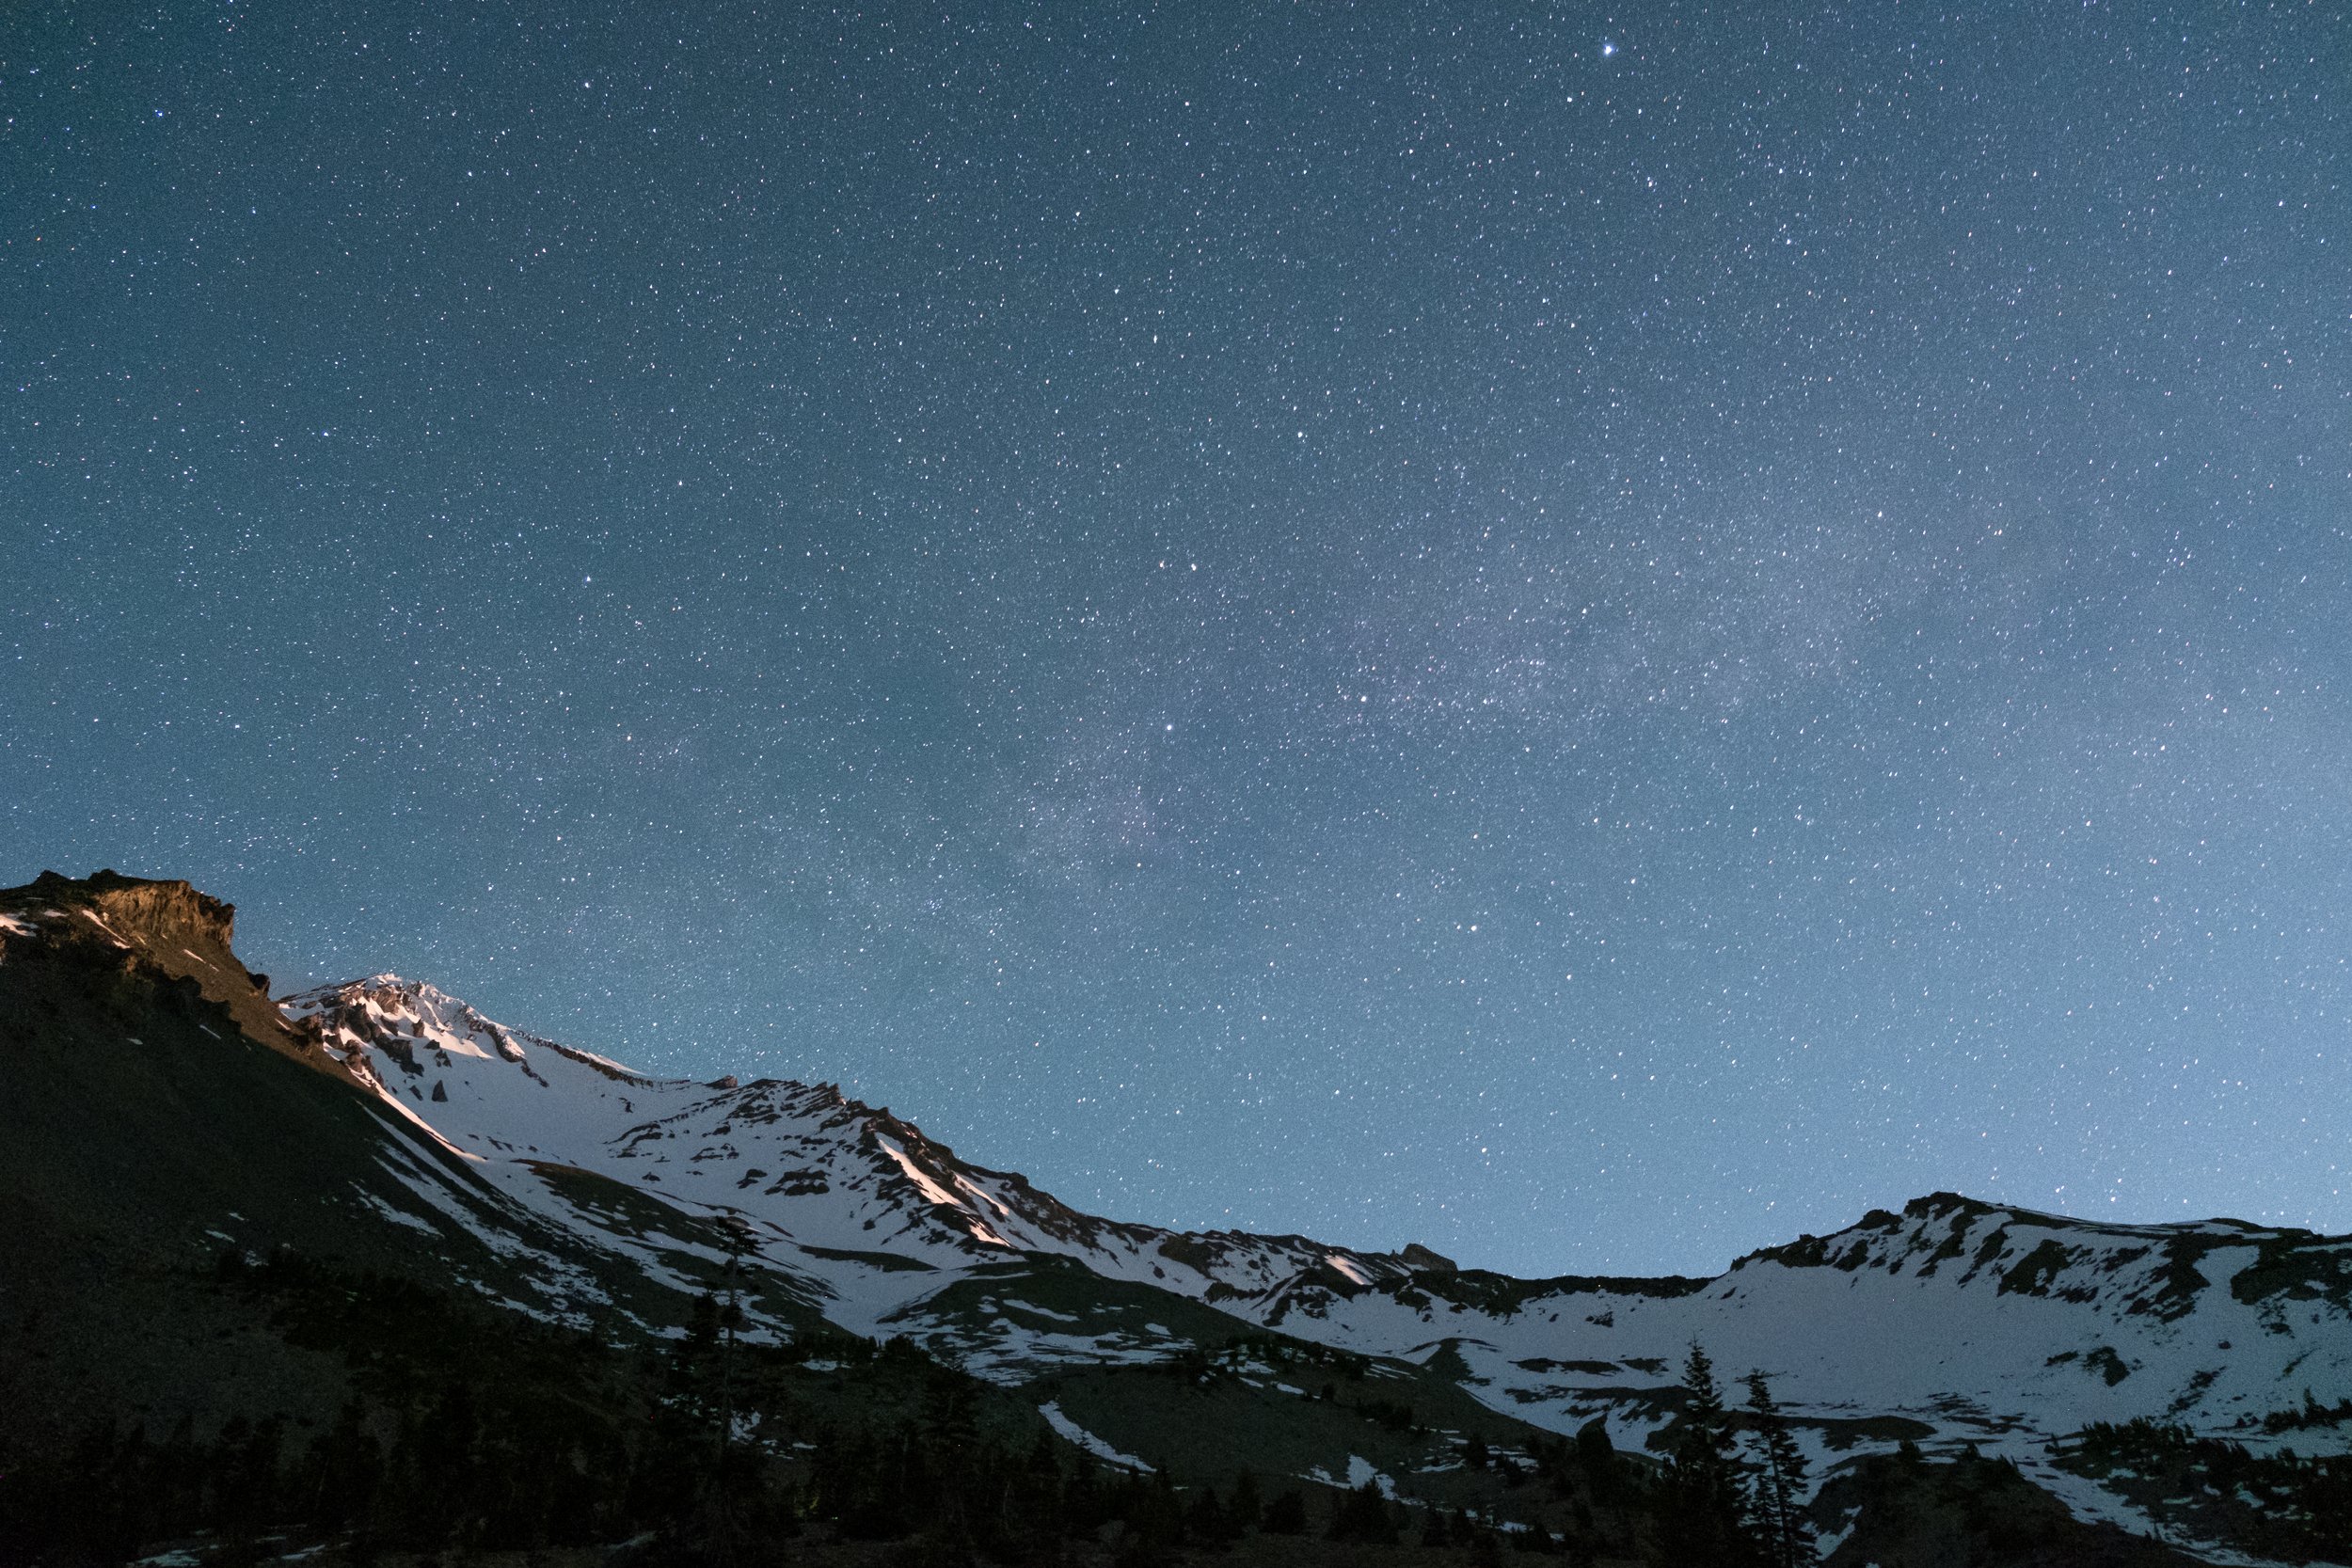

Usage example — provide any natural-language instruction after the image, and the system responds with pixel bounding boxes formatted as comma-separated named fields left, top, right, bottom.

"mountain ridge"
left=5, top=868, right=2347, bottom=1564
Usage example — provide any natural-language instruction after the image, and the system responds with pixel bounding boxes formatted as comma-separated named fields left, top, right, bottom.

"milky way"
left=6, top=3, right=2347, bottom=1273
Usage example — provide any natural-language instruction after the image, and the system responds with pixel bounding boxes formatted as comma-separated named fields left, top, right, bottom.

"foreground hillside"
left=1, top=870, right=2344, bottom=1566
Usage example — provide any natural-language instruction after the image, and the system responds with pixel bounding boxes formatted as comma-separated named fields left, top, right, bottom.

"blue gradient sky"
left=7, top=1, right=2348, bottom=1274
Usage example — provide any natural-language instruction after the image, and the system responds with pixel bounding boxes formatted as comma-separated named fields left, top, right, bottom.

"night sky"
left=8, top=2, right=2349, bottom=1275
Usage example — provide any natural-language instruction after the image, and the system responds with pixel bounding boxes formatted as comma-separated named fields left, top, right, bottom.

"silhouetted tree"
left=1329, top=1479, right=1399, bottom=1544
left=1184, top=1480, right=1234, bottom=1545
left=1653, top=1340, right=1757, bottom=1565
left=1228, top=1469, right=1263, bottom=1532
left=1742, top=1370, right=1815, bottom=1567
left=1262, top=1487, right=1310, bottom=1535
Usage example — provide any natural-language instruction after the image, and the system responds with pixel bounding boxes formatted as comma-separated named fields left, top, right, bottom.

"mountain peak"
left=283, top=973, right=658, bottom=1089
left=2, top=867, right=240, bottom=954
left=0, top=869, right=329, bottom=1071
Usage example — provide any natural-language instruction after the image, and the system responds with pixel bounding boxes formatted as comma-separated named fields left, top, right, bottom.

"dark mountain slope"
left=0, top=874, right=1631, bottom=1566
left=0, top=872, right=751, bottom=1454
left=3, top=869, right=2344, bottom=1566
left=1, top=870, right=354, bottom=1082
left=1814, top=1449, right=2204, bottom=1568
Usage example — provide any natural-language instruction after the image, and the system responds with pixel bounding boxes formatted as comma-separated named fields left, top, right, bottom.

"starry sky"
left=7, top=2, right=2349, bottom=1275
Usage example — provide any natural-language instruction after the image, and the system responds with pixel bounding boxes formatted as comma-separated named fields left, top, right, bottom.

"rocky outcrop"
left=0, top=869, right=352, bottom=1085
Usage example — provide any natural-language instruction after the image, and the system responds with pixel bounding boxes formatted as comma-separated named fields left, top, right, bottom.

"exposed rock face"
left=26, top=867, right=239, bottom=947
left=0, top=869, right=352, bottom=1085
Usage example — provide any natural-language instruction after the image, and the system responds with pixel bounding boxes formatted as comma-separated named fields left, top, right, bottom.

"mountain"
left=270, top=969, right=2352, bottom=1481
left=279, top=972, right=1429, bottom=1331
left=3, top=869, right=2345, bottom=1566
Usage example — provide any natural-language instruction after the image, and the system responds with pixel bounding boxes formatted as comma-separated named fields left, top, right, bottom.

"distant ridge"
left=2, top=868, right=2345, bottom=1564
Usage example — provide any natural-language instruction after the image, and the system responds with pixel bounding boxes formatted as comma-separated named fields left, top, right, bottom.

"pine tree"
left=1183, top=1481, right=1232, bottom=1544
left=1576, top=1414, right=1621, bottom=1501
left=1229, top=1469, right=1263, bottom=1532
left=303, top=1399, right=382, bottom=1532
left=1262, top=1487, right=1310, bottom=1535
left=1654, top=1340, right=1756, bottom=1564
left=1328, top=1478, right=1399, bottom=1544
left=1741, top=1371, right=1815, bottom=1568
left=1062, top=1453, right=1106, bottom=1537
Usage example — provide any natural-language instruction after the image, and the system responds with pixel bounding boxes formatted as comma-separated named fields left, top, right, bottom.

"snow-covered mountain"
left=1224, top=1192, right=2352, bottom=1545
left=285, top=975, right=2352, bottom=1473
left=6, top=871, right=2346, bottom=1563
left=285, top=974, right=1417, bottom=1305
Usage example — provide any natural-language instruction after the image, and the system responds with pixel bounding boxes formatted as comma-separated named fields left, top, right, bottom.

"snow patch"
left=1346, top=1454, right=1398, bottom=1497
left=1000, top=1299, right=1081, bottom=1324
left=874, top=1134, right=962, bottom=1209
left=1039, top=1402, right=1153, bottom=1471
left=956, top=1172, right=1016, bottom=1216
left=873, top=1134, right=1012, bottom=1247
left=348, top=1186, right=437, bottom=1235
left=75, top=908, right=132, bottom=947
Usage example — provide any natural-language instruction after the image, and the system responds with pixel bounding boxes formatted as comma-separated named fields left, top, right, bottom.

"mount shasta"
left=3, top=870, right=2345, bottom=1566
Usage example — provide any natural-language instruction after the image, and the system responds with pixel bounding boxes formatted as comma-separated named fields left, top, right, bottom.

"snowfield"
left=279, top=974, right=2352, bottom=1560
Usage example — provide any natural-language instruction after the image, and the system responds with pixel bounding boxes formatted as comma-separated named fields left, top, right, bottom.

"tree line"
left=0, top=1243, right=1830, bottom=1565
left=1650, top=1342, right=1818, bottom=1568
